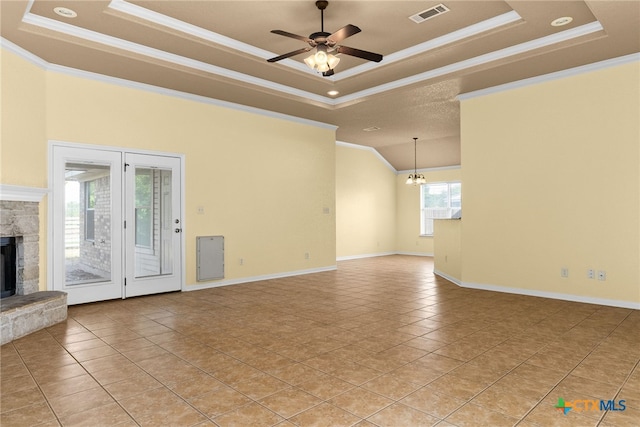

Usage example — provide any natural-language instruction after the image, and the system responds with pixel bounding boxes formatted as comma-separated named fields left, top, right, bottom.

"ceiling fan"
left=267, top=0, right=383, bottom=76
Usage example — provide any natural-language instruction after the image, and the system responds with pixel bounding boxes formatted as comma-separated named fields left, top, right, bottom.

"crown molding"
left=336, top=10, right=522, bottom=80
left=336, top=141, right=396, bottom=173
left=337, top=21, right=604, bottom=105
left=0, top=36, right=48, bottom=69
left=397, top=165, right=462, bottom=175
left=0, top=38, right=337, bottom=131
left=107, top=0, right=318, bottom=78
left=20, top=10, right=332, bottom=106
left=458, top=52, right=640, bottom=100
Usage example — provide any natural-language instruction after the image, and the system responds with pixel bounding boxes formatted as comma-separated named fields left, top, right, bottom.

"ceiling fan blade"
left=267, top=47, right=313, bottom=63
left=327, top=24, right=361, bottom=44
left=270, top=30, right=312, bottom=43
left=335, top=45, right=383, bottom=63
left=322, top=69, right=335, bottom=77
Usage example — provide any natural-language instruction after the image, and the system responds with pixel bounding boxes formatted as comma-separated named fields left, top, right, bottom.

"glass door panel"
left=64, top=163, right=112, bottom=285
left=133, top=167, right=173, bottom=278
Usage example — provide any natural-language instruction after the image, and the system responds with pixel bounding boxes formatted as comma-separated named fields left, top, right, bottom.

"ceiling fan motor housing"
left=310, top=32, right=331, bottom=45
left=316, top=1, right=329, bottom=10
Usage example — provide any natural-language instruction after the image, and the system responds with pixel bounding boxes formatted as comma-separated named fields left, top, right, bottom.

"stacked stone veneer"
left=0, top=198, right=67, bottom=344
left=1, top=291, right=67, bottom=345
left=0, top=200, right=40, bottom=295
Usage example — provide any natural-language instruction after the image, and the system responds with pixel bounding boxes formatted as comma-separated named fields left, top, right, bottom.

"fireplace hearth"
left=1, top=185, right=67, bottom=345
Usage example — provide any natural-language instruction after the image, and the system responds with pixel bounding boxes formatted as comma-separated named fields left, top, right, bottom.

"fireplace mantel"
left=0, top=184, right=49, bottom=202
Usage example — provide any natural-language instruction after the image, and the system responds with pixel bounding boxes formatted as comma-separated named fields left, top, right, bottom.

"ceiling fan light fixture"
left=315, top=49, right=328, bottom=63
left=304, top=47, right=340, bottom=73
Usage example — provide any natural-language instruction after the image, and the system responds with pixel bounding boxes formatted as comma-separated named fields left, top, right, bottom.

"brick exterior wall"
left=79, top=176, right=111, bottom=275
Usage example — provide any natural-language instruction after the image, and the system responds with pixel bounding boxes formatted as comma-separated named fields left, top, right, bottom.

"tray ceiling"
left=2, top=1, right=639, bottom=170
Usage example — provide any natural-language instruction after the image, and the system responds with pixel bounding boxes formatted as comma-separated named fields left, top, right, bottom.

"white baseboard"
left=395, top=251, right=434, bottom=257
left=185, top=265, right=337, bottom=292
left=336, top=252, right=396, bottom=261
left=433, top=269, right=462, bottom=286
left=337, top=252, right=433, bottom=261
left=459, top=280, right=640, bottom=310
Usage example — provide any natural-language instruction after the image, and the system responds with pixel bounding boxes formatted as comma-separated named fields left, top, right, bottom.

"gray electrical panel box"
left=196, top=236, right=224, bottom=281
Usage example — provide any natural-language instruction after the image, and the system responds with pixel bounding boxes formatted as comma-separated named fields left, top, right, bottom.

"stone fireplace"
left=1, top=185, right=67, bottom=345
left=0, top=199, right=40, bottom=296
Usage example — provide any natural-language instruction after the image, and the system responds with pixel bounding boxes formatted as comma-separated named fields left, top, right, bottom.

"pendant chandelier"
left=406, top=137, right=426, bottom=185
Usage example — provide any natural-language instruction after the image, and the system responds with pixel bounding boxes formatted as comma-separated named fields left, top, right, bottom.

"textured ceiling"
left=2, top=0, right=639, bottom=170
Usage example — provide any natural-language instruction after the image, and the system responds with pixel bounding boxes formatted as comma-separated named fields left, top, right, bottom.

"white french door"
left=124, top=153, right=182, bottom=298
left=52, top=147, right=123, bottom=305
left=51, top=145, right=182, bottom=305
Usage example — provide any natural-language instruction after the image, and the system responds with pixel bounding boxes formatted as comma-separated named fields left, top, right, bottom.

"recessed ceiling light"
left=54, top=7, right=78, bottom=18
left=327, top=90, right=339, bottom=96
left=551, top=16, right=573, bottom=27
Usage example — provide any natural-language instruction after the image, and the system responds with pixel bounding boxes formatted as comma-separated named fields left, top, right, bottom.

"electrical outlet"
left=304, top=252, right=310, bottom=260
left=197, top=206, right=205, bottom=214
left=561, top=267, right=569, bottom=278
left=587, top=269, right=595, bottom=279
left=598, top=270, right=606, bottom=281
left=239, top=258, right=244, bottom=265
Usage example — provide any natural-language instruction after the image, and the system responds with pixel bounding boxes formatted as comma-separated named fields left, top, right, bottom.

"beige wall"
left=1, top=49, right=47, bottom=188
left=395, top=168, right=461, bottom=255
left=433, top=219, right=461, bottom=283
left=460, top=61, right=640, bottom=305
left=4, top=45, right=637, bottom=307
left=335, top=143, right=396, bottom=258
left=2, top=48, right=336, bottom=289
left=1, top=48, right=49, bottom=288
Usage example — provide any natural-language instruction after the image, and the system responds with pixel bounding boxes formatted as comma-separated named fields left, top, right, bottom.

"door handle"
left=175, top=228, right=182, bottom=233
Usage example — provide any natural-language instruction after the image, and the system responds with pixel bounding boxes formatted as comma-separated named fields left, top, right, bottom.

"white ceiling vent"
left=409, top=4, right=450, bottom=24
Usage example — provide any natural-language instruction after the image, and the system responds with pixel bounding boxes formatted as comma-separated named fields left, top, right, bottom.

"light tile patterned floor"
left=1, top=255, right=638, bottom=426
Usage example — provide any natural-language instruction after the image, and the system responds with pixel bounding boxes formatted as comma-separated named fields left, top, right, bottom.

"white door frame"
left=47, top=140, right=186, bottom=300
